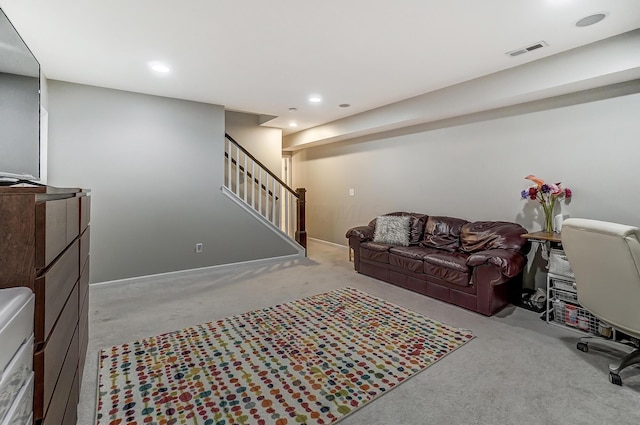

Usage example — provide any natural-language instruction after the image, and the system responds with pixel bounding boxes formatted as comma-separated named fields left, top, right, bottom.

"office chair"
left=561, top=218, right=640, bottom=385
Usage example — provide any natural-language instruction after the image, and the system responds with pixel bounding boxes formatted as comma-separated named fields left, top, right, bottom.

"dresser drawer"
left=78, top=292, right=89, bottom=393
left=0, top=195, right=37, bottom=287
left=79, top=227, right=90, bottom=276
left=40, top=329, right=78, bottom=425
left=66, top=197, right=79, bottom=246
left=79, top=253, right=89, bottom=305
left=80, top=195, right=90, bottom=234
left=58, top=368, right=78, bottom=425
left=34, top=284, right=78, bottom=420
left=35, top=197, right=79, bottom=270
left=34, top=240, right=79, bottom=344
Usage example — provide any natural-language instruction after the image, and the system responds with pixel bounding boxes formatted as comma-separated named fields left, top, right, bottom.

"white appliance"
left=0, top=287, right=34, bottom=425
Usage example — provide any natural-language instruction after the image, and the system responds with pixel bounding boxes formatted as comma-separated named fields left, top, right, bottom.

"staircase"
left=223, top=133, right=307, bottom=253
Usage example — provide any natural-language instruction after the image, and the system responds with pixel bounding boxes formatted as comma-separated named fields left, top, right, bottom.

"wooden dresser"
left=0, top=185, right=90, bottom=425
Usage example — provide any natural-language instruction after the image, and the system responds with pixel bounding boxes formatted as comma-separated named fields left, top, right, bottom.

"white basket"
left=549, top=248, right=575, bottom=279
left=551, top=277, right=576, bottom=292
left=552, top=300, right=601, bottom=335
left=550, top=287, right=578, bottom=304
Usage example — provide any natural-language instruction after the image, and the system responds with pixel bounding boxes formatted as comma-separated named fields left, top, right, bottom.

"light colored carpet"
left=95, top=287, right=473, bottom=424
left=78, top=239, right=640, bottom=425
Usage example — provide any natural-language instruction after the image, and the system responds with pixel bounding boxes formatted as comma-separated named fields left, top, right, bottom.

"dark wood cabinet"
left=0, top=185, right=90, bottom=425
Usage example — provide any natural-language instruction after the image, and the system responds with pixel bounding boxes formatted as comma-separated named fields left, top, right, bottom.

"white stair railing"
left=224, top=133, right=306, bottom=250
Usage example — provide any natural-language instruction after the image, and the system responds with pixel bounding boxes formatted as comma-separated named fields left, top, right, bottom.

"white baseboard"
left=309, top=237, right=348, bottom=249
left=91, top=253, right=303, bottom=288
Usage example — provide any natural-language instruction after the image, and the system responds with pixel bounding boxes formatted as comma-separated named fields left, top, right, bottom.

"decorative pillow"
left=373, top=215, right=411, bottom=246
left=369, top=212, right=428, bottom=245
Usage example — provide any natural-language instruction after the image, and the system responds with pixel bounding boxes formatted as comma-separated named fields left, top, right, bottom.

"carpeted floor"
left=95, top=287, right=473, bottom=424
left=79, top=239, right=640, bottom=425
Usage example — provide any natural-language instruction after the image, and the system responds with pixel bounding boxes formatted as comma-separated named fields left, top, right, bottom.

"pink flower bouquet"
left=521, top=175, right=572, bottom=232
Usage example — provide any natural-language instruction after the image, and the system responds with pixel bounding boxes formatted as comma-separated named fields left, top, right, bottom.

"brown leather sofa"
left=346, top=212, right=531, bottom=316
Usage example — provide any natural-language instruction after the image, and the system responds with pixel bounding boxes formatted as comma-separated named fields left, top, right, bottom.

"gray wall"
left=292, top=85, right=640, bottom=287
left=47, top=81, right=298, bottom=283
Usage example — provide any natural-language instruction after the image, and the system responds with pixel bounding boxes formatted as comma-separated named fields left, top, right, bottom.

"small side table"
left=520, top=231, right=563, bottom=317
left=521, top=230, right=563, bottom=260
left=521, top=230, right=561, bottom=245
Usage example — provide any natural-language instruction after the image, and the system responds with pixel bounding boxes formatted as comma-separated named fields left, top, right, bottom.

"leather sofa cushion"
left=423, top=252, right=471, bottom=287
left=460, top=221, right=528, bottom=253
left=390, top=253, right=423, bottom=273
left=423, top=252, right=470, bottom=273
left=388, top=246, right=440, bottom=273
left=369, top=212, right=427, bottom=245
left=467, top=249, right=527, bottom=277
left=422, top=216, right=468, bottom=252
left=389, top=246, right=440, bottom=260
left=361, top=241, right=392, bottom=252
left=360, top=241, right=392, bottom=263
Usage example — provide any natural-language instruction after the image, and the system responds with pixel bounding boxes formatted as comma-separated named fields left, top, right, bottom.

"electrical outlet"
left=195, top=243, right=203, bottom=253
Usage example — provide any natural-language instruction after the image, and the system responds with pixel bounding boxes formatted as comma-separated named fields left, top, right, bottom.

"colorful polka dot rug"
left=96, top=287, right=474, bottom=425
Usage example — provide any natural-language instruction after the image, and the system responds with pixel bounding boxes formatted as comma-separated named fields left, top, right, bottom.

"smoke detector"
left=506, top=41, right=548, bottom=57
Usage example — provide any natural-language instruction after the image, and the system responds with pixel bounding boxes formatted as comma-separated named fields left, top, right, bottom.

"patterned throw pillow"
left=373, top=215, right=411, bottom=246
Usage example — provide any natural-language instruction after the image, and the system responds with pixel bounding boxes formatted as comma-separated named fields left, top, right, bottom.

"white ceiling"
left=1, top=0, right=639, bottom=135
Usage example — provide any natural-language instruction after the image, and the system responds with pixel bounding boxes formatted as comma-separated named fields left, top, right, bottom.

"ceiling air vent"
left=506, top=41, right=548, bottom=57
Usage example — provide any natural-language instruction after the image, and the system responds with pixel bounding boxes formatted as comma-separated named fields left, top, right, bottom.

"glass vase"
left=544, top=210, right=554, bottom=233
left=542, top=197, right=557, bottom=233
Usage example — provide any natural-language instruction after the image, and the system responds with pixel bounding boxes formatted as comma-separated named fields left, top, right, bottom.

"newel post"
left=295, top=188, right=307, bottom=253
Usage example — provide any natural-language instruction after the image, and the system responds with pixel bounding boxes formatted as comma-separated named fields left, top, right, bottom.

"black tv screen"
left=0, top=8, right=40, bottom=181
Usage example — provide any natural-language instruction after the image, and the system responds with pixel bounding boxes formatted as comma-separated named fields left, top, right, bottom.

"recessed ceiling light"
left=289, top=122, right=298, bottom=127
left=576, top=13, right=607, bottom=27
left=289, top=107, right=297, bottom=112
left=149, top=61, right=171, bottom=73
left=339, top=103, right=351, bottom=108
left=309, top=95, right=322, bottom=103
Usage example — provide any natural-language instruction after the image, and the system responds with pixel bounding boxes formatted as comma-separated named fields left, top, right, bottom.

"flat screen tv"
left=0, top=8, right=41, bottom=183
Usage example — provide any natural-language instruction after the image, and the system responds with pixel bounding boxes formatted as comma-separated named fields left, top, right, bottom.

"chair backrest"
left=561, top=218, right=640, bottom=339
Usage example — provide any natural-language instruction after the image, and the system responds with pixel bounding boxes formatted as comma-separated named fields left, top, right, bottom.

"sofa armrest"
left=346, top=225, right=374, bottom=242
left=467, top=249, right=526, bottom=278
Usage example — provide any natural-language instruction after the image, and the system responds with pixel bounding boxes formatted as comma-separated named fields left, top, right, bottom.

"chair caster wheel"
left=609, top=372, right=622, bottom=386
left=577, top=342, right=588, bottom=352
